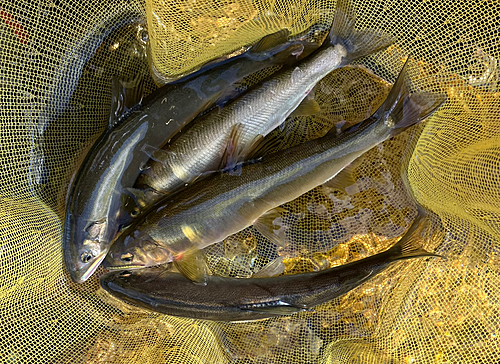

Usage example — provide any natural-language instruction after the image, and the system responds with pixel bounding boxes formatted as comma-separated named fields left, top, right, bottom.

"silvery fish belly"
left=105, top=57, right=446, bottom=283
left=136, top=0, right=394, bottom=201
left=100, top=207, right=441, bottom=322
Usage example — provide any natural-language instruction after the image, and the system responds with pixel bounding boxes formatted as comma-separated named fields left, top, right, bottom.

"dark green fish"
left=64, top=28, right=321, bottom=283
left=105, top=58, right=446, bottom=283
left=100, top=206, right=441, bottom=322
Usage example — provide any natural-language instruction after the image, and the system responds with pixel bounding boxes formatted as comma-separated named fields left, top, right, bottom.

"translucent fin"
left=244, top=132, right=284, bottom=161
left=268, top=43, right=305, bottom=64
left=388, top=205, right=442, bottom=262
left=215, top=82, right=249, bottom=109
left=219, top=123, right=245, bottom=172
left=373, top=57, right=412, bottom=120
left=322, top=158, right=362, bottom=192
left=253, top=208, right=287, bottom=247
left=291, top=97, right=321, bottom=117
left=249, top=29, right=290, bottom=53
left=219, top=124, right=276, bottom=172
left=252, top=257, right=285, bottom=278
left=173, top=248, right=209, bottom=285
left=390, top=90, right=447, bottom=136
left=370, top=58, right=446, bottom=137
left=246, top=29, right=310, bottom=65
left=328, top=0, right=394, bottom=62
left=241, top=301, right=309, bottom=315
left=288, top=41, right=319, bottom=62
left=109, top=73, right=145, bottom=128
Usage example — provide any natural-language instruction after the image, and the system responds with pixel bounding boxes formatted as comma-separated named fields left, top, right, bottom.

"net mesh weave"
left=1, top=0, right=499, bottom=362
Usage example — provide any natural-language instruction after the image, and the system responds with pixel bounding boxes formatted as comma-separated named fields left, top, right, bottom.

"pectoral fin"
left=174, top=248, right=210, bottom=285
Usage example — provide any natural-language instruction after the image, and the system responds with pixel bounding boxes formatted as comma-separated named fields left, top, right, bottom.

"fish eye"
left=130, top=207, right=140, bottom=217
left=81, top=251, right=94, bottom=263
left=121, top=252, right=134, bottom=262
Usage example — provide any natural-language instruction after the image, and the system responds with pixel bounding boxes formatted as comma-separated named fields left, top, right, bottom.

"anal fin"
left=252, top=256, right=285, bottom=278
left=291, top=91, right=321, bottom=117
left=321, top=158, right=363, bottom=192
left=253, top=207, right=287, bottom=247
left=123, top=187, right=162, bottom=209
left=140, top=144, right=176, bottom=165
left=219, top=124, right=272, bottom=173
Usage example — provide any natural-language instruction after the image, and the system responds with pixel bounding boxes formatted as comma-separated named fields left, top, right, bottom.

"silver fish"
left=135, top=0, right=393, bottom=198
left=100, top=206, right=441, bottom=322
left=105, top=58, right=446, bottom=283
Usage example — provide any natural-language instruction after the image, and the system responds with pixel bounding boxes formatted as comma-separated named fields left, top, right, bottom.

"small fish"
left=64, top=28, right=318, bottom=283
left=100, top=206, right=441, bottom=322
left=135, top=0, right=394, bottom=198
left=105, top=58, right=446, bottom=283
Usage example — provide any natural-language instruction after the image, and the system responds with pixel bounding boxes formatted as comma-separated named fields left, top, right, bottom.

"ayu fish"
left=100, top=206, right=441, bottom=322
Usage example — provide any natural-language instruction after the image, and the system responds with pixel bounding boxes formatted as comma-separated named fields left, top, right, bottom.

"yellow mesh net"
left=1, top=0, right=499, bottom=362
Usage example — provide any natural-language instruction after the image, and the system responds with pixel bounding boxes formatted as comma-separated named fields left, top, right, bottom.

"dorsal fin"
left=249, top=29, right=291, bottom=53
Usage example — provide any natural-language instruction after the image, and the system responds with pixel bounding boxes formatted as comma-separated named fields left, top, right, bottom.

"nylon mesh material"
left=1, top=0, right=499, bottom=363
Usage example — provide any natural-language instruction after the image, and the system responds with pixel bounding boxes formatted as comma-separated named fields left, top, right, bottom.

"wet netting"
left=1, top=0, right=499, bottom=362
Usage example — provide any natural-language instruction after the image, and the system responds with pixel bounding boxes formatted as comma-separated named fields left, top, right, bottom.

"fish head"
left=64, top=214, right=118, bottom=283
left=103, top=230, right=173, bottom=270
left=100, top=266, right=171, bottom=294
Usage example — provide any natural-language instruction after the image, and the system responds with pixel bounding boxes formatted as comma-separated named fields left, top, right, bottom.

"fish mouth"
left=71, top=251, right=107, bottom=283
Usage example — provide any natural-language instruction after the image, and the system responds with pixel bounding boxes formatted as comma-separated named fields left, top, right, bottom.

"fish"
left=104, top=58, right=446, bottom=283
left=64, top=28, right=322, bottom=283
left=29, top=9, right=145, bottom=196
left=100, top=205, right=441, bottom=322
left=134, top=0, right=394, bottom=200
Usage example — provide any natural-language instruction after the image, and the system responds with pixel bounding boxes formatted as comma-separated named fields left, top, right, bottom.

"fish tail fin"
left=372, top=58, right=446, bottom=137
left=389, top=205, right=442, bottom=262
left=329, top=0, right=394, bottom=62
